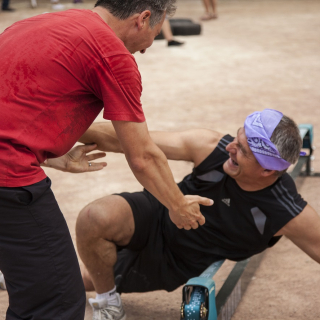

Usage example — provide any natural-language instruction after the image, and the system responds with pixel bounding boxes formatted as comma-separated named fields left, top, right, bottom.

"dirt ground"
left=1, top=0, right=320, bottom=319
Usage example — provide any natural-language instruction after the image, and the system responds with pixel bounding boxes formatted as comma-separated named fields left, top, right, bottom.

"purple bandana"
left=244, top=109, right=291, bottom=171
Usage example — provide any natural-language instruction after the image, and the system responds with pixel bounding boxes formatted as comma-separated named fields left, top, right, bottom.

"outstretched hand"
left=43, top=144, right=107, bottom=173
left=169, top=195, right=214, bottom=230
left=65, top=144, right=107, bottom=173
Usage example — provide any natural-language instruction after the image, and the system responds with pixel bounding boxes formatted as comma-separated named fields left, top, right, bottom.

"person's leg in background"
left=1, top=0, right=15, bottom=12
left=162, top=19, right=185, bottom=47
left=201, top=0, right=218, bottom=20
left=0, top=178, right=85, bottom=320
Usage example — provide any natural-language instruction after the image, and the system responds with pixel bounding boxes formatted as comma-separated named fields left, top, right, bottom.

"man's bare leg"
left=80, top=264, right=95, bottom=292
left=162, top=19, right=174, bottom=42
left=76, top=195, right=135, bottom=294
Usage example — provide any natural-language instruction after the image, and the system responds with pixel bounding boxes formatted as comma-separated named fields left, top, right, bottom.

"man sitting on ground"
left=76, top=109, right=320, bottom=320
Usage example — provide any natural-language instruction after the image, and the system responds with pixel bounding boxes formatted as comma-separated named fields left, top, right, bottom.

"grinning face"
left=223, top=127, right=266, bottom=189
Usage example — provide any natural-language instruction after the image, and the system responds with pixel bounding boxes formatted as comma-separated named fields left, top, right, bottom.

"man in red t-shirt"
left=0, top=0, right=213, bottom=319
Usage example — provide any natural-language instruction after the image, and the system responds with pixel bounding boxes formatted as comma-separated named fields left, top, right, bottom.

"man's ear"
left=261, top=169, right=276, bottom=177
left=137, top=10, right=151, bottom=30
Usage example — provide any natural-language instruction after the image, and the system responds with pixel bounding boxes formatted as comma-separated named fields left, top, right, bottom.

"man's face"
left=223, top=127, right=264, bottom=184
left=127, top=13, right=165, bottom=54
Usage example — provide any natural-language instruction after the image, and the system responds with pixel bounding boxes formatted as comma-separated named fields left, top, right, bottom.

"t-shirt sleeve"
left=267, top=173, right=307, bottom=234
left=86, top=53, right=145, bottom=122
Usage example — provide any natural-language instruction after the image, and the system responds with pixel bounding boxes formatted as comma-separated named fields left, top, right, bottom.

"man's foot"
left=168, top=40, right=185, bottom=47
left=1, top=7, right=15, bottom=11
left=51, top=3, right=65, bottom=10
left=0, top=271, right=6, bottom=290
left=89, top=294, right=126, bottom=320
left=200, top=13, right=218, bottom=21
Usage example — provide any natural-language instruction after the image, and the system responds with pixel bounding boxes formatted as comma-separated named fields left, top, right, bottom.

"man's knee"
left=76, top=195, right=134, bottom=245
left=76, top=197, right=110, bottom=241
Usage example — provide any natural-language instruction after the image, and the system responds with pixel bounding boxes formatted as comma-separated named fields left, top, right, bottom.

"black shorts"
left=0, top=178, right=85, bottom=320
left=114, top=190, right=200, bottom=294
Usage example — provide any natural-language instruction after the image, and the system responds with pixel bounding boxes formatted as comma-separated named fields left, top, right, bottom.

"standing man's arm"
left=111, top=120, right=213, bottom=230
left=275, top=204, right=320, bottom=264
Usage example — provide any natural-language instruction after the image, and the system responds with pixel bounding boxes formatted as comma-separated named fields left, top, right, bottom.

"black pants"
left=1, top=0, right=10, bottom=9
left=0, top=178, right=85, bottom=320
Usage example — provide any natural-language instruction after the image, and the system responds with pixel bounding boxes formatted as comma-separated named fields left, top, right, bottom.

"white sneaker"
left=89, top=294, right=126, bottom=320
left=0, top=271, right=6, bottom=290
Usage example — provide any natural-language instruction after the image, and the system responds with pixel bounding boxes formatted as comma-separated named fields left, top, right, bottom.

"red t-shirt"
left=0, top=9, right=145, bottom=187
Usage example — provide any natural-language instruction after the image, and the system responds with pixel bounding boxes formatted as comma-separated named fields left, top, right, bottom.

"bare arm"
left=79, top=122, right=223, bottom=167
left=145, top=129, right=223, bottom=167
left=275, top=204, right=320, bottom=264
left=107, top=120, right=214, bottom=230
left=79, top=122, right=122, bottom=154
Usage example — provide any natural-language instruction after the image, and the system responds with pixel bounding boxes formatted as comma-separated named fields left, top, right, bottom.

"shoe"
left=2, top=7, right=15, bottom=11
left=168, top=40, right=184, bottom=47
left=89, top=294, right=126, bottom=320
left=0, top=271, right=6, bottom=290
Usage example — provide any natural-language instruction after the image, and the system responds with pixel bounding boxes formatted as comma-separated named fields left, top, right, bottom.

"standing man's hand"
left=41, top=144, right=107, bottom=173
left=169, top=195, right=214, bottom=229
left=65, top=144, right=107, bottom=173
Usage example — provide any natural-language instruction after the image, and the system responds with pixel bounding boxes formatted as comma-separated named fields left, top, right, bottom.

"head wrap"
left=244, top=109, right=291, bottom=171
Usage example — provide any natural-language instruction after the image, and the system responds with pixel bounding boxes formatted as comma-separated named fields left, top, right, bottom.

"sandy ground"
left=1, top=0, right=320, bottom=319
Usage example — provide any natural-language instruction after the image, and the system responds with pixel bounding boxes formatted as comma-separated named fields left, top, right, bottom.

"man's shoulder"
left=266, top=172, right=306, bottom=211
left=272, top=173, right=297, bottom=192
left=216, top=134, right=233, bottom=150
left=198, top=132, right=233, bottom=156
left=62, top=10, right=136, bottom=66
left=192, top=134, right=233, bottom=173
left=53, top=9, right=131, bottom=56
left=211, top=134, right=233, bottom=157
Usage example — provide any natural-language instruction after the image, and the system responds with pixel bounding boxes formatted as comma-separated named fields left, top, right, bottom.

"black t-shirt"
left=163, top=135, right=307, bottom=268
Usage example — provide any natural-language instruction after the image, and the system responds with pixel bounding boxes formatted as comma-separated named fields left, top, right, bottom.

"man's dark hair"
left=271, top=115, right=302, bottom=176
left=94, top=0, right=177, bottom=27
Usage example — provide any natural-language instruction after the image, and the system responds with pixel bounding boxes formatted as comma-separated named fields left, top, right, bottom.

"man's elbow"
left=126, top=151, right=166, bottom=174
left=127, top=155, right=152, bottom=173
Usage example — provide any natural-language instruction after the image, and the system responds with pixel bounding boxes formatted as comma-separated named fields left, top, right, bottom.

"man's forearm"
left=79, top=122, right=123, bottom=153
left=124, top=138, right=186, bottom=213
